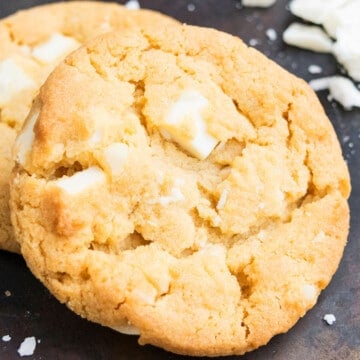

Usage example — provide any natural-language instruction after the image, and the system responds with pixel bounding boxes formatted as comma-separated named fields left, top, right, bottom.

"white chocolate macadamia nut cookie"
left=10, top=25, right=350, bottom=356
left=0, top=1, right=177, bottom=253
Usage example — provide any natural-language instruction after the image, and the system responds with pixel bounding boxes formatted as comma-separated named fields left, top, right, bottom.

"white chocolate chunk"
left=149, top=179, right=185, bottom=206
left=17, top=336, right=36, bottom=357
left=0, top=58, right=36, bottom=106
left=216, top=188, right=229, bottom=210
left=113, top=323, right=140, bottom=335
left=242, top=0, right=277, bottom=7
left=333, top=25, right=360, bottom=81
left=323, top=313, right=336, bottom=325
left=283, top=23, right=333, bottom=53
left=161, top=90, right=218, bottom=160
left=14, top=108, right=40, bottom=166
left=309, top=76, right=360, bottom=110
left=31, top=33, right=80, bottom=64
left=290, top=0, right=347, bottom=25
left=158, top=186, right=184, bottom=206
left=323, top=0, right=360, bottom=38
left=124, top=0, right=140, bottom=10
left=55, top=166, right=106, bottom=195
left=103, top=143, right=129, bottom=176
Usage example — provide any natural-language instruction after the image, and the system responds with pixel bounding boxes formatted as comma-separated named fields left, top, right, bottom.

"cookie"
left=0, top=1, right=177, bottom=253
left=10, top=25, right=350, bottom=356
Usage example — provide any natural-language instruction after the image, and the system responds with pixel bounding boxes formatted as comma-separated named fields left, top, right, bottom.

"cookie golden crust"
left=0, top=1, right=177, bottom=253
left=10, top=25, right=350, bottom=356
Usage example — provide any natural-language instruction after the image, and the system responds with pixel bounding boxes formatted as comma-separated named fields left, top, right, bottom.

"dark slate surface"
left=0, top=1, right=359, bottom=359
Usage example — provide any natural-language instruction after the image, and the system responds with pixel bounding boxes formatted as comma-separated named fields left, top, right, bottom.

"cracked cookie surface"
left=10, top=25, right=350, bottom=356
left=0, top=1, right=177, bottom=253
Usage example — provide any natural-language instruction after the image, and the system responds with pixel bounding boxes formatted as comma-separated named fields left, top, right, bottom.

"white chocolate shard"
left=124, top=0, right=140, bottom=10
left=14, top=108, right=40, bottom=166
left=103, top=143, right=129, bottom=176
left=149, top=179, right=185, bottom=206
left=283, top=23, right=333, bottom=53
left=289, top=0, right=347, bottom=25
left=31, top=33, right=80, bottom=64
left=55, top=166, right=106, bottom=195
left=332, top=25, right=360, bottom=81
left=309, top=76, right=360, bottom=110
left=161, top=90, right=219, bottom=160
left=323, top=0, right=360, bottom=38
left=0, top=58, right=36, bottom=106
left=216, top=188, right=229, bottom=210
left=113, top=323, right=140, bottom=335
left=17, top=336, right=36, bottom=357
left=242, top=0, right=277, bottom=7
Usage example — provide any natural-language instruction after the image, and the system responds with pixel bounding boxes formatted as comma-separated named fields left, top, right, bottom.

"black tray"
left=1, top=1, right=359, bottom=359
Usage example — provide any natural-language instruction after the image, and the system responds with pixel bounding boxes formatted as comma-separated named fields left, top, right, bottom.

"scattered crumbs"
left=308, top=64, right=322, bottom=74
left=17, top=337, right=37, bottom=357
left=2, top=335, right=11, bottom=342
left=266, top=28, right=277, bottom=41
left=246, top=15, right=254, bottom=23
left=348, top=142, right=354, bottom=148
left=124, top=0, right=140, bottom=10
left=4, top=290, right=11, bottom=297
left=291, top=62, right=298, bottom=70
left=249, top=38, right=260, bottom=46
left=37, top=339, right=41, bottom=344
left=323, top=314, right=336, bottom=325
left=187, top=3, right=196, bottom=12
left=343, top=135, right=350, bottom=143
left=235, top=2, right=243, bottom=10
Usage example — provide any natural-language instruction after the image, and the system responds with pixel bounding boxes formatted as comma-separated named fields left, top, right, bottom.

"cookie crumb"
left=249, top=38, right=260, bottom=46
left=124, top=0, right=140, bottom=10
left=266, top=28, right=277, bottom=41
left=17, top=336, right=36, bottom=357
left=187, top=3, right=196, bottom=12
left=235, top=2, right=243, bottom=10
left=323, top=313, right=336, bottom=325
left=308, top=64, right=322, bottom=74
left=4, top=290, right=11, bottom=297
left=2, top=335, right=11, bottom=342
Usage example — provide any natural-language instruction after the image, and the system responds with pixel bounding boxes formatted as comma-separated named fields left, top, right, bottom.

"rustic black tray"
left=1, top=1, right=359, bottom=359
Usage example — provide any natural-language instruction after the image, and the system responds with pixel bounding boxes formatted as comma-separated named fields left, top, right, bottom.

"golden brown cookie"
left=0, top=1, right=177, bottom=253
left=10, top=25, right=350, bottom=356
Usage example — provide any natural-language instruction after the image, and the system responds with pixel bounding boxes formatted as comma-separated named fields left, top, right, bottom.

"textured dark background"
left=0, top=1, right=359, bottom=359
